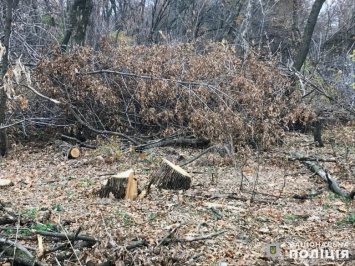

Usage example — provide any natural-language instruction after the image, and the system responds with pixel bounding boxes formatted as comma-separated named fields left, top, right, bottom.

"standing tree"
left=61, top=0, right=93, bottom=50
left=0, top=0, right=13, bottom=156
left=293, top=0, right=326, bottom=71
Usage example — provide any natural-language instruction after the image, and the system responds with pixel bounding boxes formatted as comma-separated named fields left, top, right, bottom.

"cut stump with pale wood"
left=0, top=179, right=14, bottom=188
left=97, top=169, right=138, bottom=200
left=151, top=158, right=191, bottom=190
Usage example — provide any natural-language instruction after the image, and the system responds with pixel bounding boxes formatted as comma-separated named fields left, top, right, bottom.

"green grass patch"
left=284, top=214, right=296, bottom=220
left=52, top=204, right=63, bottom=211
left=31, top=222, right=57, bottom=231
left=322, top=204, right=332, bottom=209
left=5, top=227, right=32, bottom=236
left=337, top=213, right=355, bottom=224
left=115, top=210, right=132, bottom=225
left=21, top=208, right=37, bottom=219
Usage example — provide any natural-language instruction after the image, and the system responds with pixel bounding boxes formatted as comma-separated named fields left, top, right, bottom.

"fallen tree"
left=290, top=151, right=355, bottom=199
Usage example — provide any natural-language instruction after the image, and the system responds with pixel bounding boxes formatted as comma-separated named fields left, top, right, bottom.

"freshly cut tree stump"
left=68, top=147, right=80, bottom=159
left=124, top=170, right=138, bottom=200
left=97, top=169, right=138, bottom=200
left=152, top=158, right=191, bottom=190
left=0, top=179, right=14, bottom=188
left=54, top=140, right=81, bottom=159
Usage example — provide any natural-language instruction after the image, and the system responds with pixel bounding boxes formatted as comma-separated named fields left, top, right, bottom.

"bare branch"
left=66, top=104, right=140, bottom=145
left=21, top=84, right=60, bottom=104
left=0, top=119, right=25, bottom=130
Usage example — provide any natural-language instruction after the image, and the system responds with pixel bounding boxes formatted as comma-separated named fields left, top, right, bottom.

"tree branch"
left=21, top=84, right=60, bottom=104
left=65, top=104, right=140, bottom=145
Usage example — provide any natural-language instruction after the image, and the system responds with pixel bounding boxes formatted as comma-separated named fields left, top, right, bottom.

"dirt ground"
left=0, top=129, right=354, bottom=265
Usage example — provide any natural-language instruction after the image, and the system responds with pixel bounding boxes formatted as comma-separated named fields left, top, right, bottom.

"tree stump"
left=0, top=179, right=14, bottom=188
left=97, top=169, right=138, bottom=200
left=152, top=158, right=191, bottom=190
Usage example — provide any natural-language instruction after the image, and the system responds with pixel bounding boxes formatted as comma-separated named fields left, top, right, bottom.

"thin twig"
left=58, top=225, right=83, bottom=266
left=156, top=224, right=181, bottom=247
left=61, top=134, right=97, bottom=149
left=172, top=230, right=227, bottom=243
left=0, top=119, right=25, bottom=130
left=79, top=70, right=210, bottom=87
left=66, top=104, right=140, bottom=145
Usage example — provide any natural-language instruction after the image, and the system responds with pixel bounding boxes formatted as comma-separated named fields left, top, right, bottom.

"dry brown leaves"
left=34, top=43, right=310, bottom=153
left=0, top=128, right=354, bottom=265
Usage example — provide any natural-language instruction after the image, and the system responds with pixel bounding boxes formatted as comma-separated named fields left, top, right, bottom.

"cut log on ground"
left=97, top=169, right=138, bottom=200
left=150, top=158, right=191, bottom=190
left=54, top=140, right=80, bottom=159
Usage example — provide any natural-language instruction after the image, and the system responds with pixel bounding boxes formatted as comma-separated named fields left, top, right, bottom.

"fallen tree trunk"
left=290, top=151, right=355, bottom=199
left=35, top=230, right=98, bottom=243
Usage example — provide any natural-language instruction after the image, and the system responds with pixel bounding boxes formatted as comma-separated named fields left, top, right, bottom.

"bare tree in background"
left=0, top=0, right=353, bottom=150
left=61, top=0, right=93, bottom=50
left=0, top=0, right=13, bottom=156
left=293, top=0, right=326, bottom=71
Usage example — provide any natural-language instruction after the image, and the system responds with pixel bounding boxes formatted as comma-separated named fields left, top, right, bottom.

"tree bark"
left=313, top=120, right=324, bottom=147
left=293, top=0, right=325, bottom=71
left=61, top=0, right=93, bottom=50
left=0, top=0, right=13, bottom=156
left=291, top=0, right=301, bottom=43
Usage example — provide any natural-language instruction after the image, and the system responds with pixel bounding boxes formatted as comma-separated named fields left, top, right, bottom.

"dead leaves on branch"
left=1, top=52, right=32, bottom=111
left=34, top=43, right=310, bottom=151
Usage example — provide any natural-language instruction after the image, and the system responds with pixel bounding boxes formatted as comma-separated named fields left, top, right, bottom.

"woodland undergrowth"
left=30, top=43, right=315, bottom=152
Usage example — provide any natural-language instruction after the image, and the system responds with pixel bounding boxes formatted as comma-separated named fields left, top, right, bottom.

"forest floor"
left=0, top=127, right=355, bottom=266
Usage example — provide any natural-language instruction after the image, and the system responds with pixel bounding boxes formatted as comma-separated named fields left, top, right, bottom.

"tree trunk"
left=61, top=0, right=93, bottom=50
left=293, top=0, right=325, bottom=71
left=313, top=120, right=324, bottom=147
left=291, top=0, right=301, bottom=43
left=0, top=0, right=13, bottom=156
